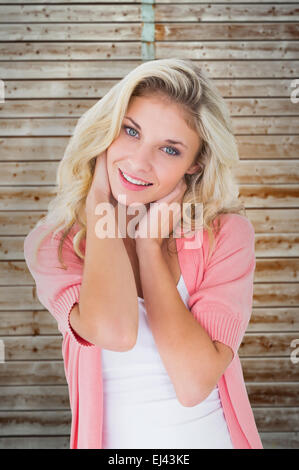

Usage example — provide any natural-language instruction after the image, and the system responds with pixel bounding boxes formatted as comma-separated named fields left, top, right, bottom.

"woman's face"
left=107, top=94, right=202, bottom=207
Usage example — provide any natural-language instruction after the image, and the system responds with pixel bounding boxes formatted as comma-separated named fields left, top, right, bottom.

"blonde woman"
left=24, top=58, right=263, bottom=449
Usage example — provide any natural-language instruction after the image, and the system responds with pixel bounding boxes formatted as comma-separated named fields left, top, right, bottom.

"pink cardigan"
left=23, top=213, right=263, bottom=449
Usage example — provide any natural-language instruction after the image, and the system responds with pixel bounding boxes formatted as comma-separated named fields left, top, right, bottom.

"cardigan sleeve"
left=24, top=223, right=94, bottom=347
left=189, top=214, right=256, bottom=359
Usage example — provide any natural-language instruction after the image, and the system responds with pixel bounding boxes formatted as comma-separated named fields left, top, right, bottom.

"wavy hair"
left=29, top=58, right=246, bottom=268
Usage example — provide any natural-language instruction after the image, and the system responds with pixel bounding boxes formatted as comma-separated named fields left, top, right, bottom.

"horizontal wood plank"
left=0, top=187, right=56, bottom=210
left=239, top=185, right=299, bottom=208
left=0, top=23, right=141, bottom=42
left=0, top=408, right=298, bottom=435
left=254, top=258, right=299, bottom=282
left=253, top=283, right=299, bottom=307
left=1, top=136, right=299, bottom=161
left=0, top=406, right=297, bottom=447
left=1, top=23, right=299, bottom=42
left=0, top=212, right=46, bottom=235
left=0, top=433, right=298, bottom=450
left=1, top=4, right=298, bottom=23
left=0, top=185, right=298, bottom=210
left=1, top=98, right=298, bottom=117
left=246, top=383, right=299, bottom=407
left=156, top=41, right=299, bottom=60
left=1, top=41, right=299, bottom=61
left=0, top=61, right=298, bottom=80
left=0, top=137, right=70, bottom=161
left=0, top=0, right=138, bottom=2
left=0, top=361, right=66, bottom=386
left=0, top=383, right=298, bottom=410
left=0, top=410, right=71, bottom=436
left=0, top=358, right=296, bottom=386
left=2, top=234, right=299, bottom=260
left=0, top=332, right=298, bottom=360
left=0, top=209, right=299, bottom=235
left=247, top=308, right=299, bottom=332
left=2, top=258, right=299, bottom=284
left=156, top=5, right=299, bottom=22
left=0, top=42, right=143, bottom=60
left=1, top=283, right=298, bottom=310
left=0, top=310, right=59, bottom=335
left=2, top=160, right=299, bottom=185
left=0, top=385, right=70, bottom=410
left=155, top=23, right=299, bottom=41
left=245, top=209, right=299, bottom=233
left=0, top=0, right=295, bottom=4
left=0, top=117, right=298, bottom=136
left=1, top=308, right=299, bottom=336
left=1, top=79, right=296, bottom=100
left=1, top=5, right=141, bottom=23
left=0, top=435, right=69, bottom=449
left=236, top=136, right=299, bottom=159
left=254, top=408, right=299, bottom=432
left=1, top=336, right=64, bottom=361
left=254, top=235, right=299, bottom=257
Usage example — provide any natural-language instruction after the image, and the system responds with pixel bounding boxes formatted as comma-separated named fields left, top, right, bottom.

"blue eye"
left=163, top=146, right=180, bottom=157
left=123, top=125, right=181, bottom=157
left=124, top=125, right=138, bottom=138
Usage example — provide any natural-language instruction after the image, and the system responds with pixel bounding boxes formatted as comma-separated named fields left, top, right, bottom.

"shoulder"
left=177, top=213, right=254, bottom=258
left=24, top=221, right=82, bottom=270
left=200, top=213, right=255, bottom=268
left=212, top=213, right=255, bottom=247
left=24, top=221, right=80, bottom=249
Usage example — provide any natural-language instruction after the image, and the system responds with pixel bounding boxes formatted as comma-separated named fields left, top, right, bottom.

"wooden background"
left=0, top=0, right=298, bottom=449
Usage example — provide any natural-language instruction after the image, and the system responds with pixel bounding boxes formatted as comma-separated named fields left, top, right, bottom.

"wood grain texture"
left=1, top=136, right=298, bottom=160
left=0, top=383, right=298, bottom=410
left=1, top=42, right=299, bottom=61
left=1, top=185, right=298, bottom=210
left=0, top=358, right=296, bottom=385
left=1, top=116, right=298, bottom=135
left=0, top=79, right=296, bottom=100
left=0, top=0, right=298, bottom=450
left=0, top=408, right=297, bottom=436
left=1, top=61, right=298, bottom=80
left=2, top=259, right=299, bottom=284
left=1, top=4, right=298, bottom=23
left=1, top=98, right=298, bottom=117
left=1, top=160, right=299, bottom=184
left=1, top=23, right=298, bottom=42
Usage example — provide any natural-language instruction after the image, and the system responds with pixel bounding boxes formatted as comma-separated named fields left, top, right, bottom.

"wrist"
left=135, top=238, right=162, bottom=256
left=86, top=191, right=115, bottom=226
left=86, top=187, right=110, bottom=210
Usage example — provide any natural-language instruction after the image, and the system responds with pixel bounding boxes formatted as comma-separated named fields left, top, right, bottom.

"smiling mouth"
left=119, top=168, right=153, bottom=186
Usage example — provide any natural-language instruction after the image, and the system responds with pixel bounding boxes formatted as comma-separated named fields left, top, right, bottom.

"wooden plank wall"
left=0, top=0, right=298, bottom=450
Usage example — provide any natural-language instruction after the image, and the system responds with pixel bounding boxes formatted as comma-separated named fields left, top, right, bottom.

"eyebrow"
left=124, top=116, right=188, bottom=149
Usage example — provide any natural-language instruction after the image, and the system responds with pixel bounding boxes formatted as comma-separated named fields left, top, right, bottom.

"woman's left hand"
left=134, top=177, right=187, bottom=249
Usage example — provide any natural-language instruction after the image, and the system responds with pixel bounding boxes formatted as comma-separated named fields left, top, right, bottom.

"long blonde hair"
left=30, top=58, right=246, bottom=268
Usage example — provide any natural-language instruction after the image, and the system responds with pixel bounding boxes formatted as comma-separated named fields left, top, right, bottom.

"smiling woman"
left=106, top=93, right=202, bottom=215
left=23, top=58, right=263, bottom=450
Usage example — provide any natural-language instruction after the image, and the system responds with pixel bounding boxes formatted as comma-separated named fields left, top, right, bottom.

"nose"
left=126, top=146, right=153, bottom=178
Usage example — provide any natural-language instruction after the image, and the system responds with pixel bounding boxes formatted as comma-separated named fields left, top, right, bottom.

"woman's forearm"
left=136, top=240, right=232, bottom=406
left=76, top=192, right=139, bottom=350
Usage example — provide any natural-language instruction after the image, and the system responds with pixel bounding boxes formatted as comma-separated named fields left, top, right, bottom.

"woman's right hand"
left=86, top=151, right=113, bottom=211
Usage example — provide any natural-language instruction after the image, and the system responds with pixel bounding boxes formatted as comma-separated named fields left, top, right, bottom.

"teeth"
left=121, top=170, right=151, bottom=186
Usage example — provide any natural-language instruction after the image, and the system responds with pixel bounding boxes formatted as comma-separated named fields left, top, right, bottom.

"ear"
left=185, top=161, right=202, bottom=176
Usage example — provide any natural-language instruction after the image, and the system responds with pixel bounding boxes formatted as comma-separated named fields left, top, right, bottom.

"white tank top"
left=101, top=274, right=234, bottom=449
